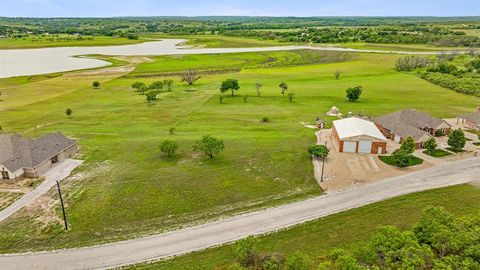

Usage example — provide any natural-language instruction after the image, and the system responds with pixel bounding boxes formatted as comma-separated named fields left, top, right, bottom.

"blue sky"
left=0, top=0, right=479, bottom=17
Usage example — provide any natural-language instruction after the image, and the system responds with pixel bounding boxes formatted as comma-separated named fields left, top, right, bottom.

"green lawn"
left=446, top=147, right=467, bottom=153
left=0, top=35, right=144, bottom=49
left=128, top=184, right=480, bottom=270
left=378, top=155, right=424, bottom=167
left=423, top=149, right=452, bottom=158
left=0, top=49, right=479, bottom=253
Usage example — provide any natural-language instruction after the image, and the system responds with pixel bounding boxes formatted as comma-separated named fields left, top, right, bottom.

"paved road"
left=0, top=159, right=83, bottom=223
left=1, top=157, right=479, bottom=270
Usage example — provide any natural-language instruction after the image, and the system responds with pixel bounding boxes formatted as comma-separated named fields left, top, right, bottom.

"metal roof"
left=333, top=117, right=386, bottom=141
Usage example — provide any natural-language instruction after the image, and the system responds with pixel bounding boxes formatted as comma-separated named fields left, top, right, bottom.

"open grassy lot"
left=0, top=35, right=144, bottom=49
left=128, top=184, right=480, bottom=269
left=0, top=192, right=23, bottom=212
left=0, top=49, right=478, bottom=253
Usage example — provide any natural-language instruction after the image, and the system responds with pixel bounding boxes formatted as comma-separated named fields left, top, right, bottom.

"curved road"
left=1, top=157, right=479, bottom=269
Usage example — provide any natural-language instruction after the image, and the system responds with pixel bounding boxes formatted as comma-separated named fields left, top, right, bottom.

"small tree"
left=92, top=81, right=100, bottom=89
left=181, top=69, right=201, bottom=85
left=163, top=79, right=174, bottom=91
left=448, top=129, right=466, bottom=151
left=149, top=81, right=164, bottom=90
left=400, top=137, right=416, bottom=154
left=424, top=137, right=437, bottom=155
left=392, top=149, right=410, bottom=168
left=334, top=70, right=342, bottom=80
left=285, top=252, right=313, bottom=270
left=145, top=90, right=160, bottom=102
left=220, top=79, right=240, bottom=96
left=346, top=86, right=362, bottom=102
left=234, top=237, right=258, bottom=267
left=255, top=82, right=262, bottom=97
left=308, top=144, right=329, bottom=182
left=243, top=95, right=248, bottom=103
left=219, top=95, right=225, bottom=104
left=308, top=145, right=329, bottom=160
left=159, top=140, right=178, bottom=158
left=169, top=127, right=176, bottom=135
left=132, top=81, right=146, bottom=90
left=193, top=135, right=225, bottom=159
left=279, top=82, right=288, bottom=96
left=65, top=108, right=73, bottom=117
left=287, top=93, right=295, bottom=103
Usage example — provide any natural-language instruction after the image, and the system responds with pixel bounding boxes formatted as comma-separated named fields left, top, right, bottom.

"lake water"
left=0, top=39, right=438, bottom=78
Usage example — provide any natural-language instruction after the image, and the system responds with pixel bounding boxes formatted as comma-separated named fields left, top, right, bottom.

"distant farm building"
left=0, top=132, right=78, bottom=180
left=332, top=117, right=387, bottom=154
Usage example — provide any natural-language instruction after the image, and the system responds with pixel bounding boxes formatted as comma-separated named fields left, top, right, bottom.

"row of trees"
left=131, top=79, right=174, bottom=102
left=229, top=206, right=480, bottom=270
left=218, top=79, right=296, bottom=103
left=390, top=129, right=467, bottom=167
left=159, top=135, right=225, bottom=159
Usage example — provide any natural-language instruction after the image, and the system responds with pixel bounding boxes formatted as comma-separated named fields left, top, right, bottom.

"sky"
left=0, top=0, right=479, bottom=18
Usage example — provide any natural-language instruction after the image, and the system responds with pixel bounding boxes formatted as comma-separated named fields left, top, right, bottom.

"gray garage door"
left=343, top=141, right=357, bottom=153
left=358, top=140, right=373, bottom=154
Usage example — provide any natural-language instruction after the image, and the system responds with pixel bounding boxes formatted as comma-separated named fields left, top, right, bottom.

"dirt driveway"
left=314, top=130, right=432, bottom=192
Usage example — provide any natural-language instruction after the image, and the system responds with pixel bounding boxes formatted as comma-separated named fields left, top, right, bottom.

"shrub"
left=262, top=117, right=270, bottom=123
left=346, top=86, right=362, bottom=102
left=92, top=81, right=100, bottom=88
left=395, top=56, right=429, bottom=71
left=435, top=129, right=445, bottom=137
left=285, top=252, right=313, bottom=270
left=159, top=140, right=178, bottom=157
left=392, top=149, right=410, bottom=167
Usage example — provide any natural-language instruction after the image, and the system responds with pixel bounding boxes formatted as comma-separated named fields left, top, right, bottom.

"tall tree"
left=424, top=137, right=437, bottom=155
left=308, top=144, right=329, bottom=182
left=220, top=79, right=240, bottom=96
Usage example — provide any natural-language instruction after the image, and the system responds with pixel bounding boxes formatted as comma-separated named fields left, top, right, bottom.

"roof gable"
left=0, top=132, right=76, bottom=172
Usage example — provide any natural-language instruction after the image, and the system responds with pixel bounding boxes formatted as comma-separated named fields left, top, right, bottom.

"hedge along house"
left=374, top=109, right=451, bottom=149
left=0, top=132, right=78, bottom=180
left=332, top=117, right=387, bottom=154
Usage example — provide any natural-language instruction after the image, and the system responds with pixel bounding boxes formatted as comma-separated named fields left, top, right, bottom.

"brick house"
left=332, top=117, right=387, bottom=154
left=374, top=109, right=451, bottom=149
left=0, top=132, right=78, bottom=180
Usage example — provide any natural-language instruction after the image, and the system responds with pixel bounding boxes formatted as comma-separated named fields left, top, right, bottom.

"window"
left=51, top=155, right=59, bottom=164
left=1, top=171, right=9, bottom=180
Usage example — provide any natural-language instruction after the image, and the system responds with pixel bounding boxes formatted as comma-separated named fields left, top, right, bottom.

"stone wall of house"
left=27, top=143, right=80, bottom=178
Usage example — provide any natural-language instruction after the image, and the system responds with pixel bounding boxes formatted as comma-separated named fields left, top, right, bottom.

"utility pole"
left=321, top=142, right=328, bottom=183
left=56, top=181, right=68, bottom=230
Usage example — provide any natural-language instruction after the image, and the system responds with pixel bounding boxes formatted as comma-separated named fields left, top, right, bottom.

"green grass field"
left=0, top=49, right=479, bottom=253
left=128, top=184, right=480, bottom=269
left=0, top=35, right=144, bottom=49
